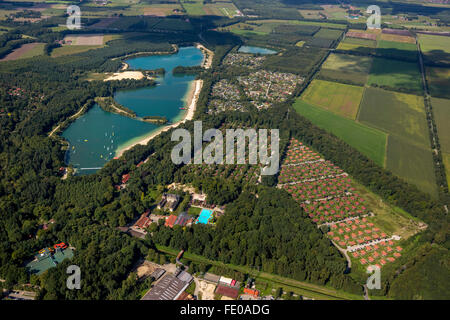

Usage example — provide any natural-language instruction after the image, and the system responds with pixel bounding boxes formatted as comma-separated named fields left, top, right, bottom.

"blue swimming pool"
left=196, top=209, right=213, bottom=224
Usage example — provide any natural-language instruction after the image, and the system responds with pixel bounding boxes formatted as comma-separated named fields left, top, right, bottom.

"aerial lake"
left=238, top=46, right=277, bottom=55
left=62, top=46, right=203, bottom=175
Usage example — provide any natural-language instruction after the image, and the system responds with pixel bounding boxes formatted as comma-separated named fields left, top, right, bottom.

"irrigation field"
left=367, top=58, right=423, bottom=94
left=293, top=99, right=387, bottom=167
left=301, top=79, right=364, bottom=119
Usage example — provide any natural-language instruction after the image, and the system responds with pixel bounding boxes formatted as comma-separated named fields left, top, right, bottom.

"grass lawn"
left=431, top=97, right=450, bottom=153
left=426, top=66, right=450, bottom=99
left=386, top=135, right=438, bottom=197
left=293, top=99, right=387, bottom=167
left=188, top=206, right=202, bottom=216
left=367, top=57, right=423, bottom=94
left=301, top=79, right=364, bottom=119
left=358, top=88, right=429, bottom=146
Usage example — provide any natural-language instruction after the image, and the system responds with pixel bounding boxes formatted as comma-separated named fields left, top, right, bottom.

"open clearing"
left=0, top=42, right=44, bottom=61
left=358, top=88, right=429, bottom=146
left=293, top=99, right=387, bottom=167
left=367, top=58, right=423, bottom=94
left=386, top=135, right=438, bottom=197
left=301, top=79, right=364, bottom=119
left=314, top=28, right=343, bottom=40
left=426, top=66, right=450, bottom=99
left=320, top=53, right=372, bottom=85
left=63, top=34, right=104, bottom=45
left=431, top=97, right=450, bottom=153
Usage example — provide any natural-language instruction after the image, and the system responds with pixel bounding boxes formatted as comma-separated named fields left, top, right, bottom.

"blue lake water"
left=238, top=46, right=277, bottom=55
left=62, top=46, right=203, bottom=175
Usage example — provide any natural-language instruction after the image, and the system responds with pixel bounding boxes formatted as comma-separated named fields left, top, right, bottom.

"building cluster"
left=157, top=193, right=180, bottom=212
left=237, top=70, right=303, bottom=109
left=222, top=53, right=266, bottom=69
left=142, top=267, right=193, bottom=300
left=208, top=79, right=245, bottom=114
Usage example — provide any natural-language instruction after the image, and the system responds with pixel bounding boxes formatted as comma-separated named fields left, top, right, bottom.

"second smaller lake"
left=238, top=46, right=277, bottom=55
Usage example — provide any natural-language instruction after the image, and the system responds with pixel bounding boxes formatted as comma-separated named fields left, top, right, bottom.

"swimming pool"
left=196, top=209, right=213, bottom=224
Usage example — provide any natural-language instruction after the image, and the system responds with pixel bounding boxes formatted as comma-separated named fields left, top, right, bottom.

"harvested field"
left=293, top=99, right=387, bottom=166
left=431, top=97, right=450, bottom=153
left=64, top=34, right=104, bottom=45
left=0, top=42, right=44, bottom=61
left=301, top=79, right=364, bottom=119
left=346, top=31, right=377, bottom=41
left=358, top=88, right=429, bottom=146
left=382, top=28, right=412, bottom=36
left=379, top=33, right=416, bottom=44
left=426, top=67, right=450, bottom=99
left=386, top=135, right=437, bottom=197
left=367, top=58, right=422, bottom=94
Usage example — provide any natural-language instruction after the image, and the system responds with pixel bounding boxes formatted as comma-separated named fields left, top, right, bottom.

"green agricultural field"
left=51, top=45, right=103, bottom=58
left=320, top=53, right=372, bottom=85
left=386, top=135, right=438, bottom=197
left=443, top=153, right=450, bottom=186
left=293, top=99, right=387, bottom=167
left=336, top=37, right=377, bottom=54
left=181, top=0, right=205, bottom=15
left=418, top=34, right=450, bottom=65
left=358, top=87, right=429, bottom=146
left=313, top=28, right=343, bottom=40
left=301, top=80, right=364, bottom=119
left=367, top=58, right=423, bottom=94
left=376, top=40, right=418, bottom=61
left=431, top=97, right=450, bottom=153
left=426, top=67, right=450, bottom=99
left=17, top=42, right=45, bottom=59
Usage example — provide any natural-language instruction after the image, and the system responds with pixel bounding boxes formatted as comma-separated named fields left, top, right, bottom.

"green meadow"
left=367, top=58, right=423, bottom=94
left=431, top=97, right=450, bottom=153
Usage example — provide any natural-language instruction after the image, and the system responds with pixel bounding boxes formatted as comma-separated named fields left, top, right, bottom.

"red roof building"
left=215, top=284, right=239, bottom=299
left=122, top=174, right=130, bottom=184
left=243, top=288, right=259, bottom=297
left=165, top=215, right=177, bottom=228
left=134, top=210, right=151, bottom=229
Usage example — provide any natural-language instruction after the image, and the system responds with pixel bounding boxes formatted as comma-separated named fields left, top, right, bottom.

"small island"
left=142, top=115, right=168, bottom=124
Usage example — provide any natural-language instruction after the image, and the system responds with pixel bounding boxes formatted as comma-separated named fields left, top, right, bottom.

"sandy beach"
left=196, top=43, right=213, bottom=69
left=115, top=79, right=203, bottom=157
left=104, top=71, right=145, bottom=81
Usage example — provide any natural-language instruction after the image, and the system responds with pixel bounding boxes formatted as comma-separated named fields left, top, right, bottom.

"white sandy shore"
left=104, top=71, right=144, bottom=81
left=115, top=79, right=203, bottom=157
left=196, top=43, right=213, bottom=69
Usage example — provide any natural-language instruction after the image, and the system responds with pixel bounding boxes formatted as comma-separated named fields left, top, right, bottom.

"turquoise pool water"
left=196, top=209, right=213, bottom=224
